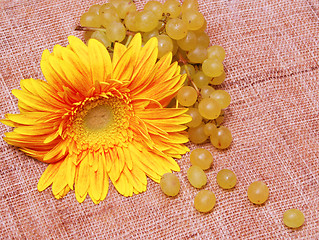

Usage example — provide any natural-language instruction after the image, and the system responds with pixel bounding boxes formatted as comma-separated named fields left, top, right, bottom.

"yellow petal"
left=37, top=161, right=63, bottom=191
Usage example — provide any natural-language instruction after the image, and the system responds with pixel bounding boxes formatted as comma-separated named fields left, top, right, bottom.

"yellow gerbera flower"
left=1, top=34, right=191, bottom=204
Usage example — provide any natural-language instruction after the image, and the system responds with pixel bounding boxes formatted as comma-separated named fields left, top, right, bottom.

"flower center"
left=83, top=104, right=113, bottom=132
left=68, top=96, right=132, bottom=149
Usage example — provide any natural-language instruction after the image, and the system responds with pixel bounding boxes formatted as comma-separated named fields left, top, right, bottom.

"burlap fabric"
left=0, top=0, right=318, bottom=239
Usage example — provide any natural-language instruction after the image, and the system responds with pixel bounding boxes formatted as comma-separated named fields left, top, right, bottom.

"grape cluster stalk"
left=77, top=0, right=233, bottom=149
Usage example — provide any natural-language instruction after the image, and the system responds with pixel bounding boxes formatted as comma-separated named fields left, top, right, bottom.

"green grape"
left=80, top=12, right=101, bottom=28
left=144, top=1, right=164, bottom=20
left=136, top=10, right=159, bottom=32
left=187, top=165, right=207, bottom=189
left=181, top=0, right=199, bottom=12
left=117, top=1, right=136, bottom=19
left=172, top=39, right=179, bottom=56
left=202, top=58, right=224, bottom=78
left=90, top=31, right=111, bottom=48
left=142, top=29, right=159, bottom=43
left=160, top=172, right=180, bottom=197
left=84, top=31, right=93, bottom=42
left=176, top=31, right=197, bottom=51
left=176, top=86, right=197, bottom=107
left=214, top=110, right=224, bottom=126
left=99, top=9, right=120, bottom=26
left=180, top=64, right=195, bottom=77
left=187, top=46, right=208, bottom=63
left=209, top=90, right=231, bottom=109
left=190, top=148, right=213, bottom=170
left=186, top=108, right=202, bottom=128
left=124, top=11, right=138, bottom=32
left=210, top=126, right=232, bottom=149
left=216, top=169, right=237, bottom=189
left=156, top=35, right=174, bottom=59
left=203, top=122, right=217, bottom=136
left=207, top=45, right=226, bottom=62
left=188, top=123, right=208, bottom=144
left=210, top=71, right=226, bottom=85
left=105, top=22, right=126, bottom=42
left=99, top=3, right=116, bottom=15
left=199, top=18, right=207, bottom=31
left=194, top=190, right=216, bottom=213
left=198, top=98, right=221, bottom=120
left=163, top=0, right=181, bottom=18
left=247, top=181, right=269, bottom=205
left=195, top=30, right=210, bottom=48
left=109, top=0, right=131, bottom=10
left=182, top=9, right=205, bottom=31
left=200, top=86, right=215, bottom=98
left=283, top=209, right=305, bottom=229
left=88, top=4, right=101, bottom=15
left=193, top=71, right=211, bottom=89
left=166, top=18, right=188, bottom=40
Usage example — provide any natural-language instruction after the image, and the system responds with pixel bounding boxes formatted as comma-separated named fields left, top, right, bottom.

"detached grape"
left=194, top=190, right=216, bottom=213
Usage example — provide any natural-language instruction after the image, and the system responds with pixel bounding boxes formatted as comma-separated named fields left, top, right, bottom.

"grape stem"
left=75, top=26, right=106, bottom=32
left=125, top=35, right=133, bottom=47
left=177, top=52, right=200, bottom=96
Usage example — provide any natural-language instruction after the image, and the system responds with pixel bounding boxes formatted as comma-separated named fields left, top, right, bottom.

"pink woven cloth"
left=0, top=0, right=318, bottom=238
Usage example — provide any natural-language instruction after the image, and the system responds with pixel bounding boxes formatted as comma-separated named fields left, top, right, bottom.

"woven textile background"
left=0, top=0, right=318, bottom=239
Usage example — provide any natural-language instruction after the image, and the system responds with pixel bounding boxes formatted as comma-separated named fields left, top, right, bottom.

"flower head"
left=1, top=34, right=191, bottom=203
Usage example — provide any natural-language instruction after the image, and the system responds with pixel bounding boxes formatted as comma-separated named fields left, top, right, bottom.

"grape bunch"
left=78, top=0, right=232, bottom=149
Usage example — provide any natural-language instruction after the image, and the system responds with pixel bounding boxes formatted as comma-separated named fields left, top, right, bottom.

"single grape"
left=180, top=64, right=195, bottom=77
left=209, top=90, right=231, bottom=109
left=247, top=181, right=269, bottom=205
left=99, top=3, right=116, bottom=15
left=124, top=11, right=139, bottom=32
left=190, top=148, right=213, bottom=170
left=283, top=209, right=305, bottom=229
left=142, top=29, right=159, bottom=43
left=195, top=30, right=210, bottom=48
left=194, top=190, right=216, bottom=213
left=216, top=169, right=237, bottom=189
left=200, top=86, right=215, bottom=98
left=156, top=35, right=174, bottom=58
left=90, top=31, right=111, bottom=48
left=186, top=108, right=202, bottom=128
left=193, top=71, right=211, bottom=89
left=160, top=172, right=180, bottom=197
left=210, top=71, right=226, bottom=85
left=144, top=1, right=164, bottom=20
left=198, top=98, right=221, bottom=120
left=177, top=31, right=197, bottom=51
left=187, top=46, right=208, bottom=63
left=182, top=9, right=205, bottom=31
left=117, top=1, right=136, bottom=19
left=172, top=39, right=179, bottom=55
left=203, top=122, right=217, bottom=136
left=214, top=110, right=225, bottom=126
left=188, top=123, right=208, bottom=144
left=163, top=0, right=181, bottom=18
left=99, top=8, right=120, bottom=25
left=202, top=58, right=224, bottom=78
left=166, top=18, right=188, bottom=40
left=176, top=86, right=197, bottom=107
left=136, top=10, right=159, bottom=32
left=181, top=0, right=199, bottom=12
left=209, top=126, right=232, bottom=149
left=105, top=22, right=126, bottom=42
left=187, top=165, right=207, bottom=189
left=88, top=4, right=101, bottom=15
left=207, top=45, right=226, bottom=62
left=80, top=12, right=100, bottom=28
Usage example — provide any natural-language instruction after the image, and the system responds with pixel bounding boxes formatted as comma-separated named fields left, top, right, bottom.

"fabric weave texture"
left=0, top=0, right=318, bottom=239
